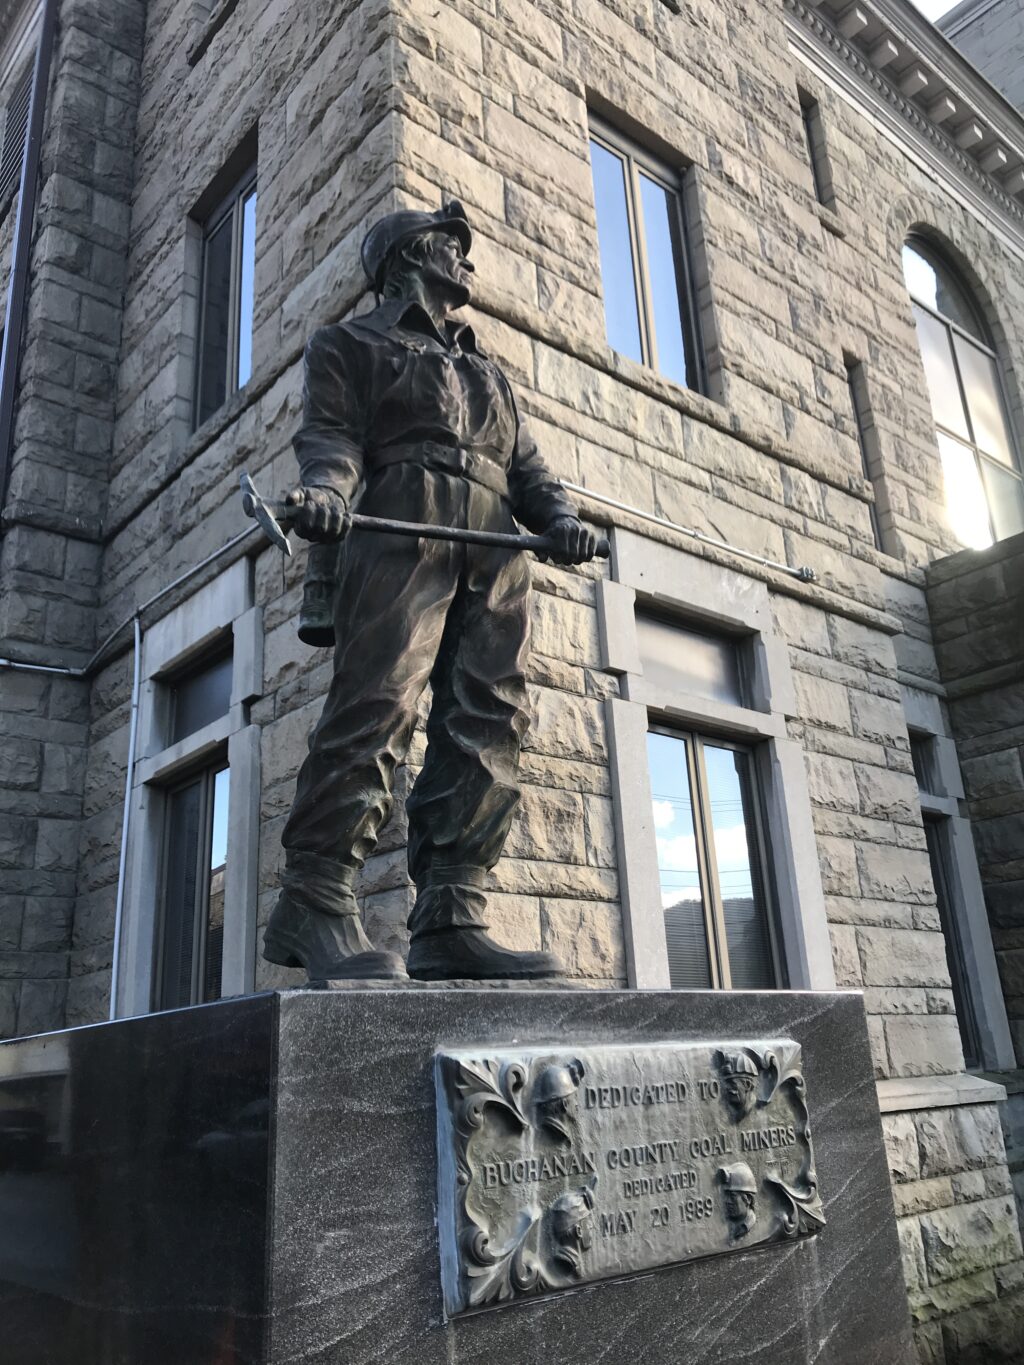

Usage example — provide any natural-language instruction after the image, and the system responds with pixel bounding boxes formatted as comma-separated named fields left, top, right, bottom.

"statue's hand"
left=286, top=487, right=351, bottom=543
left=540, top=516, right=598, bottom=566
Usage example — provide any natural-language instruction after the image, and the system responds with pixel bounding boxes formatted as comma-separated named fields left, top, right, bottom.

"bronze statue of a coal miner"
left=262, top=200, right=600, bottom=983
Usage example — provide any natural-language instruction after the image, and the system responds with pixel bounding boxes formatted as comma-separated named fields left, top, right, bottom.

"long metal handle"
left=274, top=499, right=611, bottom=558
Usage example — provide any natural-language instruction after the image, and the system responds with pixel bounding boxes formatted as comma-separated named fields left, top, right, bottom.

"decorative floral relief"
left=444, top=1053, right=591, bottom=1308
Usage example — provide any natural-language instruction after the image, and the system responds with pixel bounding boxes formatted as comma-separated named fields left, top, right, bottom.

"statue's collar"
left=356, top=298, right=479, bottom=352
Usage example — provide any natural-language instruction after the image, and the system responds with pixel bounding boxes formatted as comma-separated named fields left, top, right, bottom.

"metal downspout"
left=0, top=0, right=60, bottom=508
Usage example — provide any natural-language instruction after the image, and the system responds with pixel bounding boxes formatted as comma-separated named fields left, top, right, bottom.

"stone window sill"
left=814, top=201, right=845, bottom=239
left=188, top=0, right=240, bottom=67
left=876, top=1072, right=1008, bottom=1113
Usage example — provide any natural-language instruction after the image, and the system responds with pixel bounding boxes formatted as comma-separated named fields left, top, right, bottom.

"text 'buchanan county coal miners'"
left=434, top=1040, right=824, bottom=1316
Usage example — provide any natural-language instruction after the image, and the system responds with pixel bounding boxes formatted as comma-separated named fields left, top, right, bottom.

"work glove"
left=286, top=486, right=351, bottom=543
left=540, top=516, right=599, bottom=566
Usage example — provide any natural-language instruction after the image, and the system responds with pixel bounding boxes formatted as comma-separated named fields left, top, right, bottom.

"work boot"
left=263, top=893, right=407, bottom=980
left=407, top=927, right=564, bottom=981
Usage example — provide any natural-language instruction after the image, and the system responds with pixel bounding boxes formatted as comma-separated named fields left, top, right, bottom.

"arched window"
left=902, top=238, right=1024, bottom=549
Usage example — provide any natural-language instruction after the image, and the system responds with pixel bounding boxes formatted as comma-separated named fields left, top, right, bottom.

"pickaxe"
left=239, top=471, right=610, bottom=560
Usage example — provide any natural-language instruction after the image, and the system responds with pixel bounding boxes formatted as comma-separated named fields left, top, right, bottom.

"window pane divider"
left=628, top=160, right=659, bottom=372
left=691, top=736, right=732, bottom=990
left=912, top=293, right=997, bottom=358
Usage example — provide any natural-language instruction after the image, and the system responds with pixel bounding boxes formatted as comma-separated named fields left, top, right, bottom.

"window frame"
left=154, top=754, right=229, bottom=1012
left=115, top=560, right=263, bottom=1020
left=598, top=529, right=834, bottom=993
left=902, top=686, right=1016, bottom=1072
left=588, top=114, right=705, bottom=393
left=648, top=721, right=783, bottom=992
left=904, top=236, right=1024, bottom=546
left=193, top=162, right=257, bottom=429
left=844, top=357, right=886, bottom=553
left=797, top=89, right=836, bottom=210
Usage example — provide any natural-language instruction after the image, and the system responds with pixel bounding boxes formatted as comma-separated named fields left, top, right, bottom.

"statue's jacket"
left=293, top=298, right=575, bottom=532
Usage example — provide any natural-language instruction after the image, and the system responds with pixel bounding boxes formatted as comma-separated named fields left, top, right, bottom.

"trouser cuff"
left=281, top=851, right=359, bottom=917
left=417, top=864, right=486, bottom=890
left=408, top=870, right=488, bottom=936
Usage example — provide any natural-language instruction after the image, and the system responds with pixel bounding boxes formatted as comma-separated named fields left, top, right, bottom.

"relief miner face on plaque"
left=719, top=1162, right=758, bottom=1240
left=262, top=200, right=599, bottom=983
left=550, top=1183, right=596, bottom=1277
left=533, top=1059, right=584, bottom=1143
left=716, top=1049, right=760, bottom=1121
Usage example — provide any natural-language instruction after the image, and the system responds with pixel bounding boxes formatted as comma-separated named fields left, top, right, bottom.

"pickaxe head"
left=240, top=471, right=292, bottom=556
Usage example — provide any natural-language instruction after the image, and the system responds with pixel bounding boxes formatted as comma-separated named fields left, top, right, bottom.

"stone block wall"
left=0, top=0, right=144, bottom=1036
left=2, top=0, right=1024, bottom=1356
left=884, top=1097, right=1024, bottom=1365
left=926, top=532, right=1024, bottom=1064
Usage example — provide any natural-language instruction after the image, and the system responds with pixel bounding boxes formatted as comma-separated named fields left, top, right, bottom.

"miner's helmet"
left=360, top=199, right=473, bottom=293
left=720, top=1162, right=758, bottom=1195
left=534, top=1060, right=583, bottom=1105
left=719, top=1050, right=759, bottom=1080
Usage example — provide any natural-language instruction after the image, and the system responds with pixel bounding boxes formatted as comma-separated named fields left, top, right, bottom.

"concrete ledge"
left=876, top=1072, right=1008, bottom=1113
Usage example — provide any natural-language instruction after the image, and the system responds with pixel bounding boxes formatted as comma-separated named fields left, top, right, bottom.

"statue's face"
left=419, top=230, right=474, bottom=305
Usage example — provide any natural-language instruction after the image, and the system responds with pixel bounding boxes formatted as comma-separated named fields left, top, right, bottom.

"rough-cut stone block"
left=884, top=1016, right=965, bottom=1078
left=858, top=927, right=951, bottom=989
left=916, top=1105, right=1007, bottom=1179
left=919, top=1197, right=1022, bottom=1283
left=882, top=1112, right=921, bottom=1184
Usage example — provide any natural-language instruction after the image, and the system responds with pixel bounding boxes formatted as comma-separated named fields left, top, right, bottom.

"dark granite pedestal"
left=0, top=988, right=915, bottom=1364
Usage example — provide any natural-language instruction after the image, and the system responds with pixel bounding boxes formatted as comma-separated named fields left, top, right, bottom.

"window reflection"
left=194, top=166, right=258, bottom=429
left=902, top=242, right=984, bottom=342
left=952, top=335, right=1013, bottom=466
left=912, top=305, right=969, bottom=441
left=588, top=120, right=701, bottom=390
left=237, top=187, right=257, bottom=388
left=158, top=761, right=229, bottom=1011
left=903, top=236, right=1024, bottom=546
left=589, top=139, right=643, bottom=365
left=647, top=729, right=777, bottom=991
left=648, top=732, right=712, bottom=989
left=639, top=174, right=690, bottom=387
left=937, top=433, right=992, bottom=550
left=702, top=745, right=775, bottom=990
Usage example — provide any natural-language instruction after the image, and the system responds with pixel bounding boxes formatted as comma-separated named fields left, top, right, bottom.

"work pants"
left=280, top=463, right=531, bottom=936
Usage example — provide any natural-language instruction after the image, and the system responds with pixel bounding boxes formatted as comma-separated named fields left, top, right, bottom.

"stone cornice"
left=784, top=0, right=1024, bottom=246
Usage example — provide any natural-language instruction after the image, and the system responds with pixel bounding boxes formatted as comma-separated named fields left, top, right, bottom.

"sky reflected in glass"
left=589, top=139, right=642, bottom=365
left=639, top=173, right=689, bottom=387
left=237, top=188, right=257, bottom=388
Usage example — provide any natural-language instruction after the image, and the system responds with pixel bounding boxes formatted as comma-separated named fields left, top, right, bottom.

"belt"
left=372, top=441, right=509, bottom=498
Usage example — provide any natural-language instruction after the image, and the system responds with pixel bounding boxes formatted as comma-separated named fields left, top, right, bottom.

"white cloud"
left=652, top=799, right=676, bottom=830
left=656, top=823, right=754, bottom=909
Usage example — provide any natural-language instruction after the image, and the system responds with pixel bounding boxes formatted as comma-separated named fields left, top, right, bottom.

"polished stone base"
left=0, top=989, right=915, bottom=1364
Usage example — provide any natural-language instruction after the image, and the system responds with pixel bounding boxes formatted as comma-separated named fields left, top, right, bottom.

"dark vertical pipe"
left=0, top=0, right=60, bottom=513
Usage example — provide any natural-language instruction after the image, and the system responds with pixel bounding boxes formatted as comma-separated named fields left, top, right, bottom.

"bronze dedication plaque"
left=435, top=1039, right=824, bottom=1316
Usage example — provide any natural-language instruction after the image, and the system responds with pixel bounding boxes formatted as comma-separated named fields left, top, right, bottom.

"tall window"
left=845, top=357, right=883, bottom=550
left=647, top=729, right=780, bottom=991
left=902, top=238, right=1024, bottom=548
left=155, top=648, right=233, bottom=1011
left=798, top=90, right=834, bottom=209
left=194, top=164, right=257, bottom=428
left=911, top=731, right=981, bottom=1069
left=588, top=117, right=702, bottom=390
